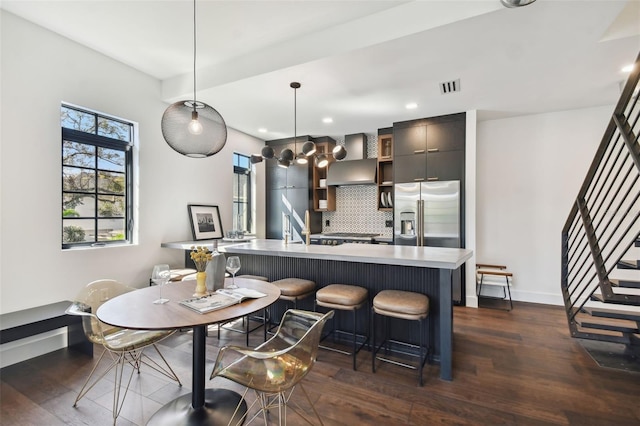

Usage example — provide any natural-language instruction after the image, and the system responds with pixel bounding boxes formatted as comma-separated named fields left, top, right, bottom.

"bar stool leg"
left=352, top=308, right=357, bottom=370
left=419, top=317, right=424, bottom=386
left=371, top=307, right=376, bottom=373
left=385, top=316, right=390, bottom=355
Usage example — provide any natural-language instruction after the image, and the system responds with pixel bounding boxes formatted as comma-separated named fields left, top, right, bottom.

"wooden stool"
left=372, top=290, right=430, bottom=386
left=476, top=263, right=513, bottom=311
left=315, top=284, right=369, bottom=370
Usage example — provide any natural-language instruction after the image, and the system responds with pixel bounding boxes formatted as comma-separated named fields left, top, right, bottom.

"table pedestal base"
left=147, top=389, right=247, bottom=426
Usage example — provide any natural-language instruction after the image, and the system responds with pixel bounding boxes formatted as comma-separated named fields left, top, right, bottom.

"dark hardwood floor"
left=1, top=302, right=639, bottom=425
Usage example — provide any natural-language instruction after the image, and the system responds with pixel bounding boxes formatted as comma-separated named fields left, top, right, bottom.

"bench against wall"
left=1, top=301, right=93, bottom=364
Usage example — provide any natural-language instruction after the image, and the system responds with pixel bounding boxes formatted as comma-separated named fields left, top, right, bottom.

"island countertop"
left=184, top=239, right=473, bottom=270
left=162, top=239, right=473, bottom=269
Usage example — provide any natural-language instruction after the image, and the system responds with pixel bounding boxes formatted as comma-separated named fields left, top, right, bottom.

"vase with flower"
left=190, top=246, right=212, bottom=297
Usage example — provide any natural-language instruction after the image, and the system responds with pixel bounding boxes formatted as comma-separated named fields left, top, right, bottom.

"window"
left=232, top=153, right=252, bottom=233
left=61, top=105, right=134, bottom=248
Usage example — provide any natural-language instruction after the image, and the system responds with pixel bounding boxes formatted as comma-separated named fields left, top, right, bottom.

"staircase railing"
left=561, top=52, right=640, bottom=343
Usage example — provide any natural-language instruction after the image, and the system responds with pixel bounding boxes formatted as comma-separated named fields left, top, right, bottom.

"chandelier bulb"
left=188, top=110, right=203, bottom=135
left=295, top=153, right=308, bottom=165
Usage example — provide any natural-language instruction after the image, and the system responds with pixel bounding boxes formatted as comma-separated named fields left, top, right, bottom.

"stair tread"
left=595, top=286, right=640, bottom=296
left=576, top=323, right=630, bottom=337
left=617, top=259, right=639, bottom=269
left=576, top=314, right=640, bottom=333
left=583, top=305, right=640, bottom=321
left=590, top=293, right=640, bottom=305
left=610, top=278, right=640, bottom=289
left=577, top=322, right=638, bottom=334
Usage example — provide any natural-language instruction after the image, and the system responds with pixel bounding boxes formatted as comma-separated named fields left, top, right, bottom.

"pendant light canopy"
left=161, top=0, right=227, bottom=158
left=500, top=0, right=536, bottom=7
left=251, top=81, right=347, bottom=168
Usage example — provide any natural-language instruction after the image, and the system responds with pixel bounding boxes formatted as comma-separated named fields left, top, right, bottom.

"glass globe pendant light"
left=500, top=0, right=536, bottom=7
left=161, top=0, right=227, bottom=158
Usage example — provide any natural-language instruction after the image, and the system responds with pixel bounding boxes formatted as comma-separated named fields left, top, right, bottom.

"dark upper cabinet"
left=393, top=124, right=427, bottom=156
left=426, top=150, right=464, bottom=181
left=392, top=113, right=466, bottom=184
left=394, top=151, right=463, bottom=183
left=266, top=161, right=309, bottom=190
left=427, top=120, right=465, bottom=152
left=394, top=153, right=427, bottom=183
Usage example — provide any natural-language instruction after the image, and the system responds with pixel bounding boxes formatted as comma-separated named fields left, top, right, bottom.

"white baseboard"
left=511, top=290, right=564, bottom=306
left=0, top=328, right=68, bottom=368
left=471, top=286, right=564, bottom=307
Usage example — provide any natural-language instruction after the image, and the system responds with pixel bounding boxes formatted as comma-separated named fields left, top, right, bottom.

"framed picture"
left=187, top=204, right=223, bottom=240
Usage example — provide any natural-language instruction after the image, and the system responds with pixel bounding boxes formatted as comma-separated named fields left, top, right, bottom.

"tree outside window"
left=61, top=105, right=134, bottom=248
left=233, top=153, right=252, bottom=234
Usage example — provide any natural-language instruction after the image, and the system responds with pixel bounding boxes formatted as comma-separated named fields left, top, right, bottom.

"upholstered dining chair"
left=66, top=279, right=181, bottom=424
left=210, top=309, right=334, bottom=426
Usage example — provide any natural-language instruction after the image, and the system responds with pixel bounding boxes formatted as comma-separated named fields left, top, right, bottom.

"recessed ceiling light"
left=622, top=64, right=634, bottom=73
left=322, top=117, right=333, bottom=124
left=405, top=103, right=418, bottom=109
left=258, top=128, right=267, bottom=133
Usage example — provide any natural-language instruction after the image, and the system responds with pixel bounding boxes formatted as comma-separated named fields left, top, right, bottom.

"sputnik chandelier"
left=251, top=82, right=346, bottom=168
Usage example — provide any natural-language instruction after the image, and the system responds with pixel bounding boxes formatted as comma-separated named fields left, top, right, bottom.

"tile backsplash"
left=322, top=134, right=393, bottom=238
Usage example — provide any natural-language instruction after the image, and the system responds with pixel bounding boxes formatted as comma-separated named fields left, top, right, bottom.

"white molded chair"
left=210, top=309, right=334, bottom=426
left=66, top=279, right=181, bottom=424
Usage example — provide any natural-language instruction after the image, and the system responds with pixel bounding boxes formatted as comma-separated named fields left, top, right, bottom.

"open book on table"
left=179, top=287, right=267, bottom=314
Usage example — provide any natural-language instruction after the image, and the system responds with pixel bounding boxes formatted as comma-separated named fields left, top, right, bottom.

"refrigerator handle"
left=417, top=199, right=424, bottom=246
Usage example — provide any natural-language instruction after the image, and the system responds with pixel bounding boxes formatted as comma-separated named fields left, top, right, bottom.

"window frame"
left=61, top=105, right=134, bottom=249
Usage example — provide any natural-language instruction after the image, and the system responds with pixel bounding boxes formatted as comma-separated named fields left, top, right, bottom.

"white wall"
left=0, top=11, right=265, bottom=314
left=476, top=105, right=613, bottom=305
left=465, top=110, right=478, bottom=308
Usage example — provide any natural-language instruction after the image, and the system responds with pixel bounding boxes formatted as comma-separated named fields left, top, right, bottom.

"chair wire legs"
left=74, top=347, right=112, bottom=407
left=73, top=345, right=181, bottom=424
left=217, top=382, right=324, bottom=426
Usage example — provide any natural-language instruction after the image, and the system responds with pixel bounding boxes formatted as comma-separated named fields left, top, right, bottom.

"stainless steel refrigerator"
left=394, top=180, right=463, bottom=302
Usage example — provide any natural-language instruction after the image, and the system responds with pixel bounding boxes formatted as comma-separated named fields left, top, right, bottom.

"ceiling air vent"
left=440, top=79, right=461, bottom=94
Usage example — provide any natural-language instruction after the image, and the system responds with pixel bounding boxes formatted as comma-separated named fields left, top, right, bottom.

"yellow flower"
left=190, top=246, right=212, bottom=272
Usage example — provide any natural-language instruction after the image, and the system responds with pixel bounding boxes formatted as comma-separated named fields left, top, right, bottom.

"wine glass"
left=226, top=256, right=241, bottom=289
left=152, top=264, right=171, bottom=304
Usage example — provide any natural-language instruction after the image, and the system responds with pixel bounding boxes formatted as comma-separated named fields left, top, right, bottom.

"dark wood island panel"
left=218, top=240, right=472, bottom=381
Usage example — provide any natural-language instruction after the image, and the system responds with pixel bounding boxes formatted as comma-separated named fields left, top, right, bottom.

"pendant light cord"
left=193, top=0, right=197, bottom=110
left=294, top=85, right=297, bottom=154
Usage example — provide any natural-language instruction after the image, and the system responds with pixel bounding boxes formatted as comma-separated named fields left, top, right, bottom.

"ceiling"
left=2, top=0, right=639, bottom=141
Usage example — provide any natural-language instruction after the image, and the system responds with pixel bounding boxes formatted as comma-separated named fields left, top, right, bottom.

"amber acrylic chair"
left=210, top=309, right=334, bottom=426
left=66, top=279, right=181, bottom=424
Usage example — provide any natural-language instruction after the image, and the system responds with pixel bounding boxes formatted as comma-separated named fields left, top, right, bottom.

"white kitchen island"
left=162, top=238, right=473, bottom=381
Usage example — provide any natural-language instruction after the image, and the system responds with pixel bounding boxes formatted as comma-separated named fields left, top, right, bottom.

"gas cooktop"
left=309, top=232, right=380, bottom=245
left=321, top=232, right=380, bottom=238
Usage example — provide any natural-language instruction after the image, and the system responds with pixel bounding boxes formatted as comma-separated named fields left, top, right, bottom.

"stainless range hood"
left=326, top=133, right=377, bottom=186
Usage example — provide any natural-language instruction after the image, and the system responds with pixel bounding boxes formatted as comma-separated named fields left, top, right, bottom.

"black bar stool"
left=315, top=284, right=369, bottom=370
left=268, top=278, right=316, bottom=331
left=271, top=278, right=316, bottom=308
left=218, top=275, right=270, bottom=344
left=372, top=290, right=430, bottom=386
